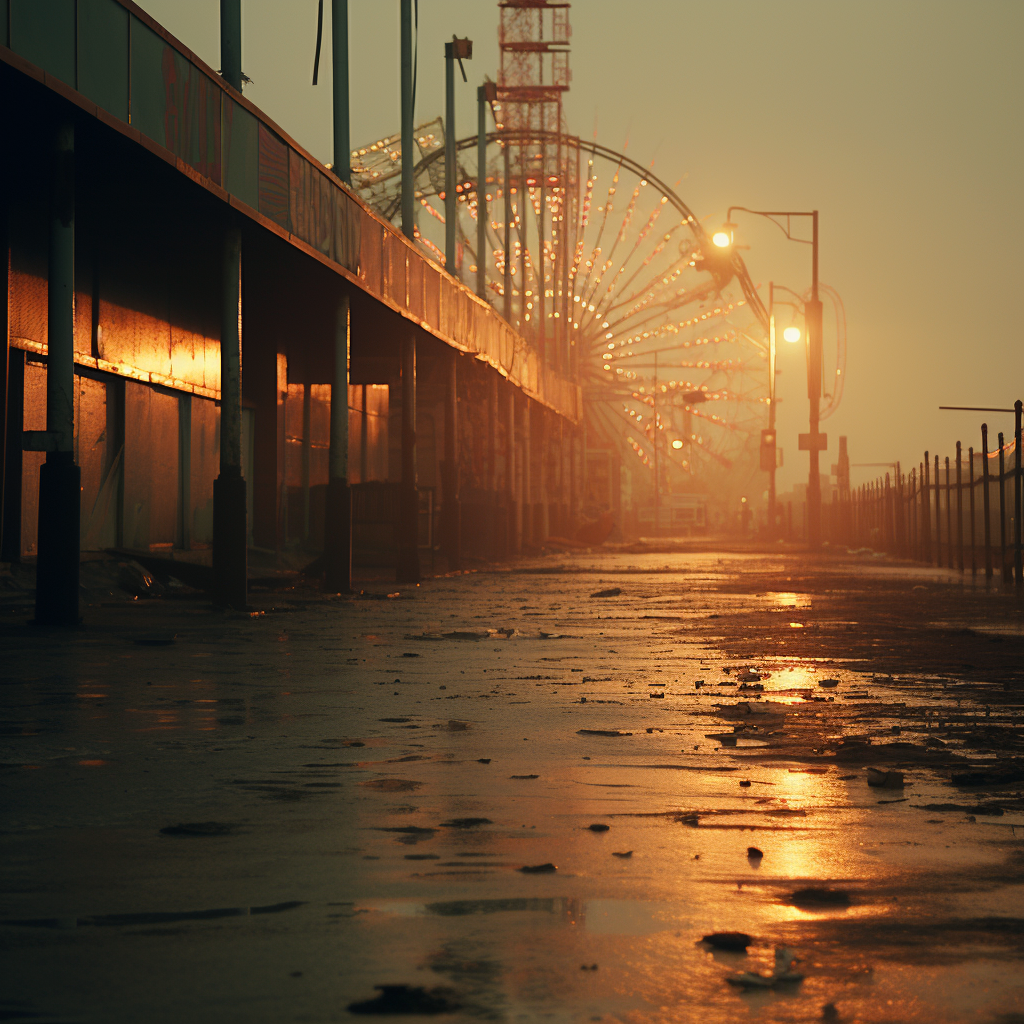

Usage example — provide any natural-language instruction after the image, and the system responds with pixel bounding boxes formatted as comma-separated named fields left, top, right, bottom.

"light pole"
left=444, top=36, right=473, bottom=276
left=715, top=209, right=825, bottom=548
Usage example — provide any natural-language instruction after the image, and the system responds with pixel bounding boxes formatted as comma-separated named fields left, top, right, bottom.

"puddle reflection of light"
left=766, top=591, right=811, bottom=609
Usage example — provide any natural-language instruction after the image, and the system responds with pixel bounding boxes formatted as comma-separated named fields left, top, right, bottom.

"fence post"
left=968, top=446, right=976, bottom=575
left=934, top=454, right=942, bottom=566
left=913, top=468, right=921, bottom=561
left=981, top=426, right=992, bottom=579
left=922, top=455, right=931, bottom=562
left=1015, top=399, right=1022, bottom=591
left=945, top=456, right=952, bottom=570
left=998, top=432, right=1009, bottom=585
left=955, top=442, right=963, bottom=573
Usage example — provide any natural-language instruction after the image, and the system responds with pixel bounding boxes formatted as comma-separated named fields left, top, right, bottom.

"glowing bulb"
left=712, top=231, right=731, bottom=248
left=783, top=326, right=801, bottom=343
left=671, top=439, right=683, bottom=450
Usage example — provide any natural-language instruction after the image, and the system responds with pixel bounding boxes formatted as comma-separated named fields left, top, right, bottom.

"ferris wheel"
left=352, top=127, right=770, bottom=497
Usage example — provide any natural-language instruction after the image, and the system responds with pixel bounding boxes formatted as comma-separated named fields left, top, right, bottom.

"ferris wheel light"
left=783, top=326, right=802, bottom=343
left=711, top=231, right=731, bottom=248
left=671, top=439, right=684, bottom=450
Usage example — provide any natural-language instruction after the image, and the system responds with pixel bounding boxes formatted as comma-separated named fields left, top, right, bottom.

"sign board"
left=798, top=432, right=828, bottom=452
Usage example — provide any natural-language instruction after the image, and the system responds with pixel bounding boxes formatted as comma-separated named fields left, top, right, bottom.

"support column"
left=521, top=396, right=532, bottom=546
left=441, top=350, right=461, bottom=570
left=507, top=383, right=518, bottom=555
left=325, top=291, right=352, bottom=592
left=536, top=408, right=549, bottom=543
left=1, top=350, right=23, bottom=563
left=213, top=226, right=247, bottom=608
left=34, top=124, right=80, bottom=625
left=487, top=371, right=499, bottom=559
left=396, top=333, right=420, bottom=582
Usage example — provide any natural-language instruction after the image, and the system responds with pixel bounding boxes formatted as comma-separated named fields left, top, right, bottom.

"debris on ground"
left=590, top=587, right=622, bottom=598
left=587, top=824, right=610, bottom=832
left=518, top=863, right=557, bottom=874
left=787, top=888, right=852, bottom=908
left=347, top=984, right=462, bottom=1015
left=867, top=768, right=904, bottom=788
left=702, top=931, right=753, bottom=951
left=611, top=851, right=633, bottom=858
left=726, top=948, right=804, bottom=989
left=577, top=729, right=632, bottom=737
left=439, top=818, right=492, bottom=828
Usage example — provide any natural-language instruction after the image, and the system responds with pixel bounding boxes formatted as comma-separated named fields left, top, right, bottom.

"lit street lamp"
left=714, top=208, right=826, bottom=548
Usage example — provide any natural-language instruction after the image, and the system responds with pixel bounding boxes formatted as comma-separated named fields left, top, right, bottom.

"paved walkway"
left=1, top=551, right=1022, bottom=1022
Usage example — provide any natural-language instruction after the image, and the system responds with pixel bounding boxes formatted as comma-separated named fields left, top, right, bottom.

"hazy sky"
left=138, top=0, right=1024, bottom=491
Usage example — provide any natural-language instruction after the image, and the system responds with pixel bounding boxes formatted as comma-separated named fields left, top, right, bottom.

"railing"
left=824, top=401, right=1024, bottom=586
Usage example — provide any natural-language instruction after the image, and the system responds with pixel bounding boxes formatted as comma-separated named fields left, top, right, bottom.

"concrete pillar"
left=325, top=291, right=352, bottom=592
left=507, top=383, right=518, bottom=555
left=396, top=333, right=420, bottom=582
left=213, top=226, right=247, bottom=608
left=34, top=123, right=80, bottom=625
left=441, top=350, right=461, bottom=570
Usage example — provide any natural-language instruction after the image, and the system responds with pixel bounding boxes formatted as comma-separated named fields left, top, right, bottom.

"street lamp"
left=783, top=326, right=801, bottom=343
left=715, top=208, right=825, bottom=549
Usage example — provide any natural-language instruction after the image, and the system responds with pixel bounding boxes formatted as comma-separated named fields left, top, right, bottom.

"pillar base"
left=34, top=452, right=80, bottom=626
left=324, top=477, right=352, bottom=593
left=213, top=470, right=247, bottom=608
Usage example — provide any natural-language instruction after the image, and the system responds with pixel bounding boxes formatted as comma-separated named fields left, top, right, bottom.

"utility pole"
left=805, top=211, right=823, bottom=549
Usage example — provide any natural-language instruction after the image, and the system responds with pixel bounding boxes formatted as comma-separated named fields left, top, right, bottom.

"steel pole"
left=806, top=210, right=822, bottom=549
left=220, top=0, right=242, bottom=91
left=981, top=426, right=992, bottom=579
left=998, top=434, right=1008, bottom=584
left=35, top=123, right=80, bottom=625
left=325, top=291, right=352, bottom=592
left=331, top=0, right=350, bottom=184
left=502, top=142, right=512, bottom=322
left=442, top=351, right=461, bottom=569
left=476, top=87, right=488, bottom=300
left=444, top=43, right=456, bottom=274
left=396, top=333, right=420, bottom=582
left=212, top=225, right=247, bottom=608
left=400, top=0, right=414, bottom=240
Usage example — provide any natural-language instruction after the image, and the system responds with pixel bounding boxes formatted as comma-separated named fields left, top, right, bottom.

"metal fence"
left=830, top=401, right=1023, bottom=586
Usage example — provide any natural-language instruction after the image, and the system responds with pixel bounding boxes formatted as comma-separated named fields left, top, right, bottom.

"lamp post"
left=765, top=284, right=805, bottom=539
left=714, top=209, right=824, bottom=548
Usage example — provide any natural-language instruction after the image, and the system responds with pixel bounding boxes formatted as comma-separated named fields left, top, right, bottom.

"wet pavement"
left=1, top=549, right=1023, bottom=1023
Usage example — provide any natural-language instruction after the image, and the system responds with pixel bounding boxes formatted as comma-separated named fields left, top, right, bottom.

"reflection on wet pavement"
left=1, top=551, right=1022, bottom=1022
